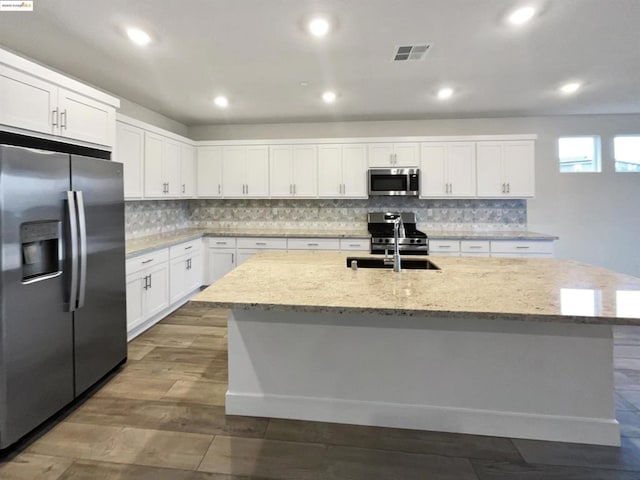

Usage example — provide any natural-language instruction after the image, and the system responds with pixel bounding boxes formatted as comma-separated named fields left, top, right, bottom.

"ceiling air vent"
left=393, top=44, right=432, bottom=61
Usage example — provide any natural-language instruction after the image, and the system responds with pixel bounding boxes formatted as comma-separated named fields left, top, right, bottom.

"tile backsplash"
left=126, top=198, right=526, bottom=238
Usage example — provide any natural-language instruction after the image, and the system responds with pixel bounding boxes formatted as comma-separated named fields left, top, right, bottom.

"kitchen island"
left=193, top=252, right=640, bottom=446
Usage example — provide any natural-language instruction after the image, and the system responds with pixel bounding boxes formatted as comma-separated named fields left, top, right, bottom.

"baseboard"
left=226, top=391, right=621, bottom=446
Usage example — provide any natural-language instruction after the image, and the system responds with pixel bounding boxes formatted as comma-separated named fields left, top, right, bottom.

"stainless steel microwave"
left=368, top=168, right=420, bottom=196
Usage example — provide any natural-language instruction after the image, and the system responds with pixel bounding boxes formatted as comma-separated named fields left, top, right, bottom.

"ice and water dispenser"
left=20, top=220, right=62, bottom=282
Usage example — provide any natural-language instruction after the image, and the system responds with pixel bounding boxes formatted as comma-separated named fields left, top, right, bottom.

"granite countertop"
left=192, top=251, right=640, bottom=326
left=126, top=228, right=557, bottom=257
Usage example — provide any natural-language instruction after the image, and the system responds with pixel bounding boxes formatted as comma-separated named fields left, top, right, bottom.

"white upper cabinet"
left=180, top=144, right=196, bottom=197
left=57, top=88, right=115, bottom=146
left=222, top=145, right=269, bottom=198
left=476, top=140, right=535, bottom=197
left=269, top=145, right=318, bottom=198
left=0, top=57, right=117, bottom=147
left=318, top=144, right=367, bottom=198
left=144, top=132, right=182, bottom=198
left=368, top=142, right=419, bottom=167
left=197, top=146, right=223, bottom=197
left=115, top=122, right=144, bottom=199
left=0, top=65, right=57, bottom=135
left=420, top=142, right=476, bottom=197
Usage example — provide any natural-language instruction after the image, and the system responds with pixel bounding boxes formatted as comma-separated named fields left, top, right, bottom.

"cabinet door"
left=394, top=143, right=419, bottom=166
left=58, top=88, right=115, bottom=146
left=126, top=273, right=144, bottom=332
left=222, top=146, right=246, bottom=197
left=342, top=144, right=368, bottom=198
left=0, top=65, right=57, bottom=135
left=269, top=145, right=293, bottom=197
left=143, top=263, right=170, bottom=319
left=292, top=145, right=317, bottom=197
left=116, top=122, right=144, bottom=199
left=208, top=249, right=235, bottom=283
left=144, top=132, right=165, bottom=197
left=420, top=143, right=447, bottom=197
left=164, top=139, right=182, bottom=197
left=503, top=141, right=535, bottom=197
left=245, top=146, right=269, bottom=197
left=169, top=256, right=189, bottom=304
left=180, top=144, right=196, bottom=197
left=185, top=251, right=203, bottom=292
left=476, top=142, right=504, bottom=197
left=318, top=145, right=343, bottom=197
left=197, top=146, right=223, bottom=197
left=368, top=143, right=393, bottom=167
left=447, top=143, right=476, bottom=197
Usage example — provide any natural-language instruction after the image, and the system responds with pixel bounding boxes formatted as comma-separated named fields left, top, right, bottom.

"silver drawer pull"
left=307, top=243, right=319, bottom=246
left=348, top=244, right=361, bottom=247
left=469, top=246, right=482, bottom=249
left=516, top=246, right=530, bottom=249
left=185, top=246, right=193, bottom=250
left=141, top=259, right=154, bottom=264
left=215, top=241, right=227, bottom=245
left=439, top=245, right=451, bottom=248
left=256, top=242, right=267, bottom=246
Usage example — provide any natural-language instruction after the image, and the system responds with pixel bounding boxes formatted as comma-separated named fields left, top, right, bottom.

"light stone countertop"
left=192, top=251, right=640, bottom=326
left=126, top=228, right=557, bottom=257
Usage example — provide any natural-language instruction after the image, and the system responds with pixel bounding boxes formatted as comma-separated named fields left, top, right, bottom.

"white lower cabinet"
left=169, top=239, right=203, bottom=304
left=236, top=237, right=287, bottom=265
left=340, top=238, right=370, bottom=252
left=430, top=238, right=554, bottom=258
left=287, top=238, right=340, bottom=251
left=206, top=237, right=237, bottom=284
left=490, top=240, right=554, bottom=258
left=125, top=249, right=170, bottom=334
left=429, top=239, right=461, bottom=256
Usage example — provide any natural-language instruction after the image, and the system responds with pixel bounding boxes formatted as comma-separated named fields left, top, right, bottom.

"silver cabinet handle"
left=185, top=245, right=193, bottom=250
left=218, top=184, right=221, bottom=195
left=307, top=243, right=319, bottom=247
left=142, top=258, right=154, bottom=264
left=60, top=109, right=67, bottom=130
left=76, top=191, right=87, bottom=309
left=52, top=108, right=59, bottom=127
left=501, top=183, right=506, bottom=194
left=231, top=253, right=235, bottom=263
left=256, top=242, right=267, bottom=246
left=439, top=245, right=451, bottom=248
left=516, top=246, right=530, bottom=249
left=507, top=183, right=511, bottom=193
left=293, top=184, right=296, bottom=194
left=215, top=241, right=227, bottom=245
left=246, top=184, right=249, bottom=195
left=289, top=184, right=292, bottom=194
left=182, top=184, right=186, bottom=194
left=66, top=191, right=79, bottom=312
left=469, top=246, right=482, bottom=249
left=166, top=182, right=170, bottom=193
left=449, top=183, right=453, bottom=194
left=148, top=273, right=152, bottom=289
left=348, top=244, right=360, bottom=247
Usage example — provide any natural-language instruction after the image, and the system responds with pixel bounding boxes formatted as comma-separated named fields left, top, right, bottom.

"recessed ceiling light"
left=308, top=17, right=331, bottom=37
left=322, top=91, right=337, bottom=103
left=214, top=96, right=229, bottom=108
left=560, top=82, right=581, bottom=94
left=508, top=6, right=536, bottom=25
left=126, top=27, right=151, bottom=46
left=437, top=87, right=454, bottom=100
left=299, top=81, right=309, bottom=87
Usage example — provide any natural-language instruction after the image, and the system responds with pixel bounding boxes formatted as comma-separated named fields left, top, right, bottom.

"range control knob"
left=415, top=239, right=422, bottom=244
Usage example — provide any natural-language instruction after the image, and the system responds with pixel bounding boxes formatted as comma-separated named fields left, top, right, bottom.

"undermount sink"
left=346, top=257, right=441, bottom=270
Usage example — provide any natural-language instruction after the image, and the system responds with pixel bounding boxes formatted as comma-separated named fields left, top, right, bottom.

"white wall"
left=189, top=114, right=640, bottom=277
left=119, top=98, right=189, bottom=137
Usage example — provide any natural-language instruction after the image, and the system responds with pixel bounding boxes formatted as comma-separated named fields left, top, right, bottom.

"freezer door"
left=0, top=145, right=74, bottom=449
left=71, top=156, right=127, bottom=396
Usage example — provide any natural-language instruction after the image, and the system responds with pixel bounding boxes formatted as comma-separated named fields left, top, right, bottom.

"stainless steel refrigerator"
left=0, top=132, right=127, bottom=450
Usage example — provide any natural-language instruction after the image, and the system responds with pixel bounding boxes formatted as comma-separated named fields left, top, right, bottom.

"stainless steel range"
left=367, top=212, right=429, bottom=255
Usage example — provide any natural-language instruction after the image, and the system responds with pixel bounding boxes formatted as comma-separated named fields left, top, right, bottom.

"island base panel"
left=225, top=308, right=619, bottom=446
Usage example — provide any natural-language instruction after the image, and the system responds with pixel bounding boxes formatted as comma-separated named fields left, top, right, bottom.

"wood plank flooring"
left=2, top=304, right=640, bottom=479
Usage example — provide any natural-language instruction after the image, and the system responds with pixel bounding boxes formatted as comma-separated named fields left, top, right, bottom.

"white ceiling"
left=1, top=0, right=639, bottom=125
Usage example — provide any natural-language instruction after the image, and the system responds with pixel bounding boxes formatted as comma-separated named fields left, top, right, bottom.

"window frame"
left=613, top=135, right=640, bottom=173
left=557, top=135, right=601, bottom=173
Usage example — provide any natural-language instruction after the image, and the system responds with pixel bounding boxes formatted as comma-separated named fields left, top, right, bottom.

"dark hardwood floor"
left=2, top=304, right=640, bottom=479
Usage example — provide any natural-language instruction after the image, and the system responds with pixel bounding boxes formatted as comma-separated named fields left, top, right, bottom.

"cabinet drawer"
left=237, top=237, right=287, bottom=249
left=460, top=240, right=490, bottom=253
left=490, top=240, right=554, bottom=255
left=429, top=239, right=460, bottom=253
left=126, top=248, right=169, bottom=275
left=207, top=237, right=237, bottom=248
left=288, top=238, right=340, bottom=250
left=169, top=239, right=202, bottom=259
left=340, top=238, right=370, bottom=251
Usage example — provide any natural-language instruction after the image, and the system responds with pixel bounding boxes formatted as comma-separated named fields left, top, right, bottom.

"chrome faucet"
left=392, top=216, right=404, bottom=272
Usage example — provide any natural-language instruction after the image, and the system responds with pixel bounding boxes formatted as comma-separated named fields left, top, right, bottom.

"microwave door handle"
left=76, top=191, right=88, bottom=309
left=66, top=191, right=79, bottom=312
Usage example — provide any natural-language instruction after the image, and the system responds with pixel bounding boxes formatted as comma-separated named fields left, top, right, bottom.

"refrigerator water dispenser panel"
left=20, top=220, right=62, bottom=282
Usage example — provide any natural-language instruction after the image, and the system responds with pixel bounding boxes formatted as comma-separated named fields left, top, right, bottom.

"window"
left=614, top=136, right=640, bottom=172
left=558, top=136, right=600, bottom=173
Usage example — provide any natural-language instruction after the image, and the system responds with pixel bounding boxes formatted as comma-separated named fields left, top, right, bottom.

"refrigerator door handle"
left=66, top=191, right=79, bottom=312
left=76, top=191, right=88, bottom=309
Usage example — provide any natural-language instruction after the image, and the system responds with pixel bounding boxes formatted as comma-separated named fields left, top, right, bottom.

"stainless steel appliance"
left=0, top=132, right=127, bottom=450
left=368, top=212, right=429, bottom=255
left=368, top=168, right=419, bottom=196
